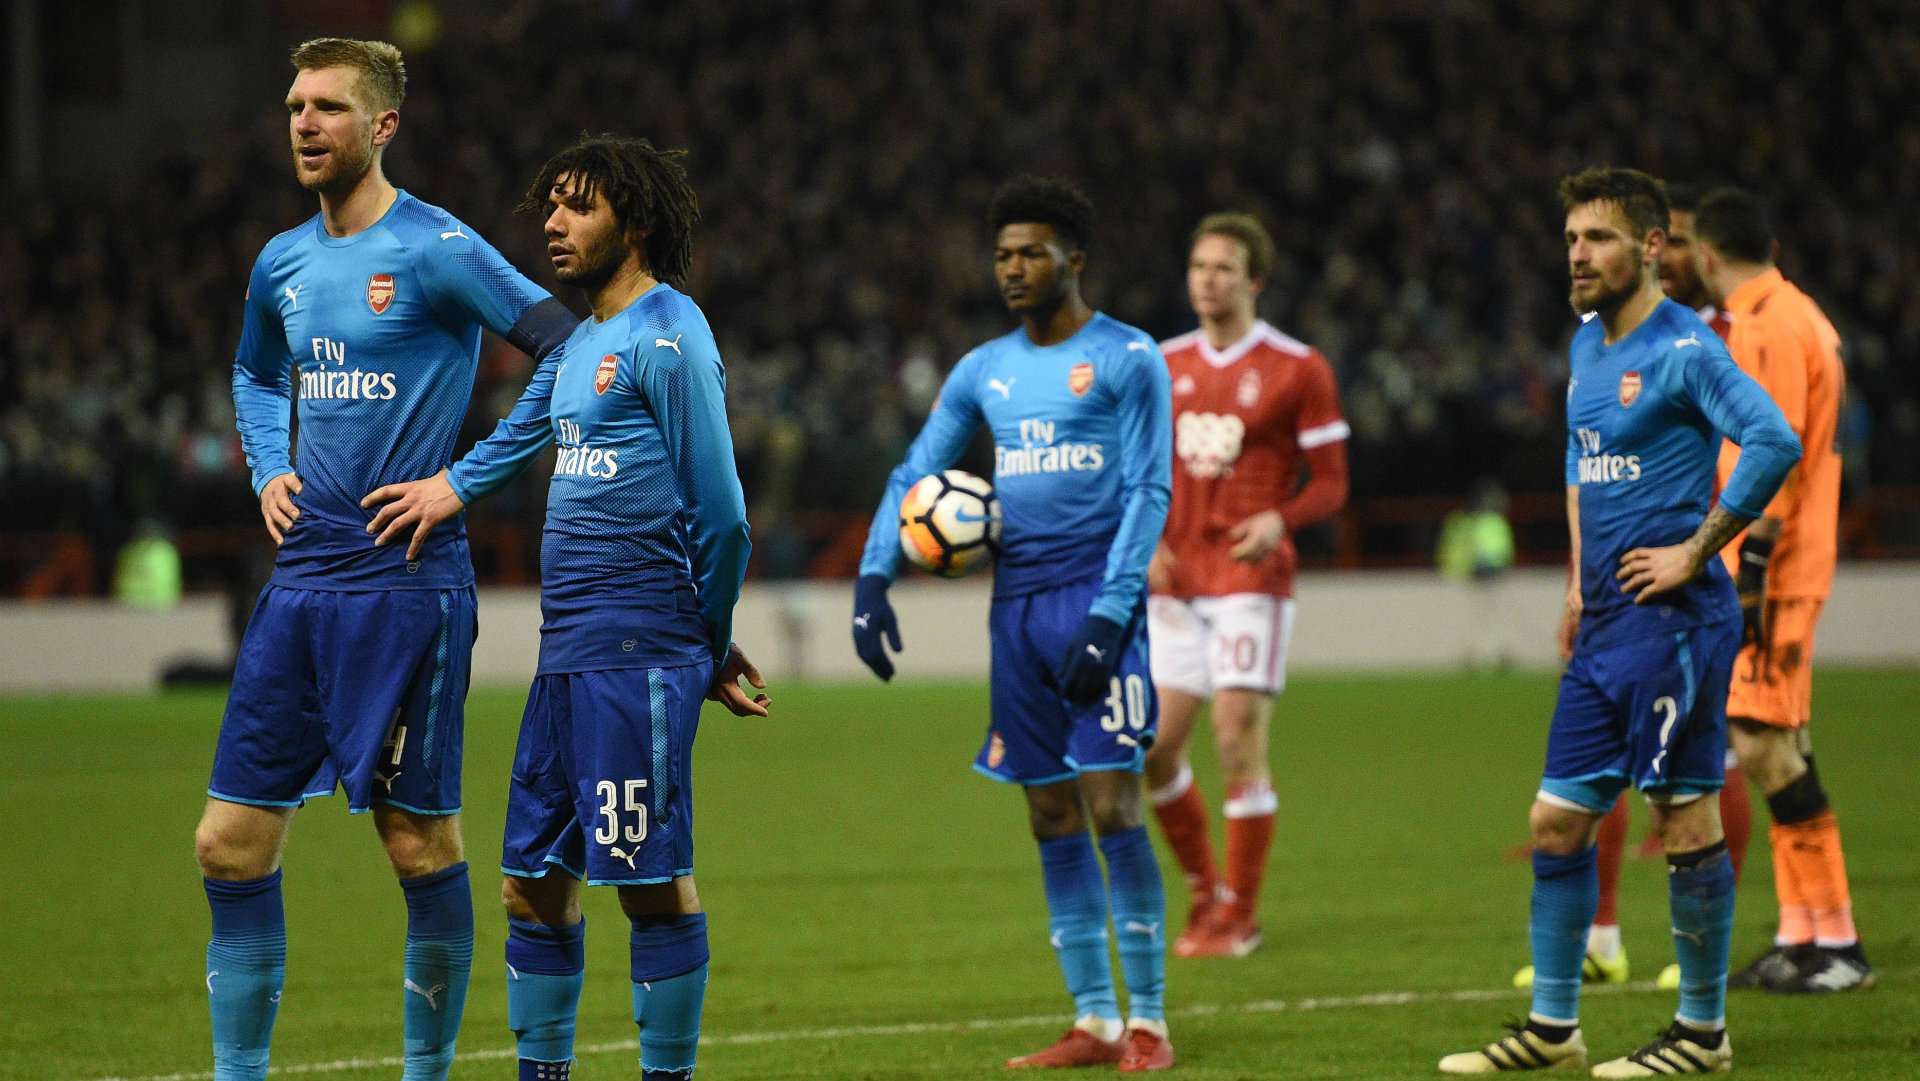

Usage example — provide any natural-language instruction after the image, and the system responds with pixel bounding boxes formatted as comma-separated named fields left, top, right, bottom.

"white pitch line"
left=79, top=978, right=1665, bottom=1081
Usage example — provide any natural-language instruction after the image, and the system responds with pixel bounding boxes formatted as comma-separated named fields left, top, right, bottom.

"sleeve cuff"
left=251, top=467, right=294, bottom=498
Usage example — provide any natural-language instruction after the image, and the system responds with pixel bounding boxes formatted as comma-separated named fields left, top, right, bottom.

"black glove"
left=1735, top=533, right=1773, bottom=648
left=852, top=574, right=903, bottom=681
left=1057, top=614, right=1126, bottom=705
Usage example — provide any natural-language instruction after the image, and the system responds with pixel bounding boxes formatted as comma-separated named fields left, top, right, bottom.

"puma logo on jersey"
left=853, top=613, right=871, bottom=630
left=1673, top=332, right=1703, bottom=349
left=987, top=377, right=1016, bottom=399
left=1085, top=644, right=1107, bottom=662
left=283, top=284, right=304, bottom=310
left=438, top=226, right=468, bottom=241
left=654, top=334, right=683, bottom=355
left=1125, top=341, right=1151, bottom=352
left=609, top=845, right=642, bottom=870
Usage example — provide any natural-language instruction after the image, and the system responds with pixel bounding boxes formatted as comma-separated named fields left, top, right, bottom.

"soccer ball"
left=898, top=469, right=1001, bottom=577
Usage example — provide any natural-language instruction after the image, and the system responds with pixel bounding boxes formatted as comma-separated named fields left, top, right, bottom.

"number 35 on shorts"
left=594, top=778, right=649, bottom=845
left=1099, top=674, right=1150, bottom=732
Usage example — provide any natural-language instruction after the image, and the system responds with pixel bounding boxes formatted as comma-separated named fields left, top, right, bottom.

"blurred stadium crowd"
left=2, top=0, right=1915, bottom=590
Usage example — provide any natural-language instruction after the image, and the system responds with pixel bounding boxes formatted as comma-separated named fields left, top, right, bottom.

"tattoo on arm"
left=1685, top=505, right=1755, bottom=572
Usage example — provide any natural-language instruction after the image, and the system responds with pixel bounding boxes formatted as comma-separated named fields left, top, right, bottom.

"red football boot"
left=1117, top=1026, right=1175, bottom=1072
left=1004, top=1027, right=1125, bottom=1069
left=1180, top=911, right=1263, bottom=958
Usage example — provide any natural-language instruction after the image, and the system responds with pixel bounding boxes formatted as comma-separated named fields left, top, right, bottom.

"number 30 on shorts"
left=1099, top=674, right=1150, bottom=732
left=595, top=778, right=649, bottom=845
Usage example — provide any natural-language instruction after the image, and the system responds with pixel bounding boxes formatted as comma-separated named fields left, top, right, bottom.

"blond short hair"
left=1192, top=212, right=1275, bottom=283
left=290, top=37, right=406, bottom=113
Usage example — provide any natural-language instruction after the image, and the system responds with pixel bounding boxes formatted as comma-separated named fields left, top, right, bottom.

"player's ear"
left=1065, top=247, right=1087, bottom=276
left=371, top=108, right=399, bottom=149
left=1642, top=226, right=1666, bottom=268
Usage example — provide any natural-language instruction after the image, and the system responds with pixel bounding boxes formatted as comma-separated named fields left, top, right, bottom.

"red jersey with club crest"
left=1157, top=321, right=1349, bottom=599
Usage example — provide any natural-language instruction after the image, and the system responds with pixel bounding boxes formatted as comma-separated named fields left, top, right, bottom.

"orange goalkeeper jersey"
left=1715, top=268, right=1844, bottom=598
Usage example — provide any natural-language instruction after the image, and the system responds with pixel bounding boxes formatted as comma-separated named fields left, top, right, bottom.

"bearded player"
left=366, top=134, right=766, bottom=1081
left=1144, top=213, right=1348, bottom=958
left=1515, top=182, right=1755, bottom=993
left=1441, top=168, right=1798, bottom=1076
left=852, top=176, right=1175, bottom=1071
left=203, top=37, right=574, bottom=1081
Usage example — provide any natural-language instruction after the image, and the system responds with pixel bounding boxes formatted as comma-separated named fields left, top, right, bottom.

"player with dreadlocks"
left=365, top=133, right=767, bottom=1081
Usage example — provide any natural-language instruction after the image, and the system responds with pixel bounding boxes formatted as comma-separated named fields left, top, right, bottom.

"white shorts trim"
left=1148, top=593, right=1295, bottom=699
left=1534, top=789, right=1601, bottom=814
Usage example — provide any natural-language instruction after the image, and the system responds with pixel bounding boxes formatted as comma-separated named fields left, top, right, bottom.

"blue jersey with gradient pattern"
left=1566, top=299, right=1800, bottom=650
left=448, top=284, right=750, bottom=674
left=860, top=313, right=1173, bottom=624
left=233, top=190, right=556, bottom=590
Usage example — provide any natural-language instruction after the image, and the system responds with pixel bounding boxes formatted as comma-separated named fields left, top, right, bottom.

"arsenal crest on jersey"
left=1069, top=362, right=1095, bottom=396
left=594, top=354, right=619, bottom=395
left=1618, top=370, right=1643, bottom=407
left=366, top=274, right=395, bottom=315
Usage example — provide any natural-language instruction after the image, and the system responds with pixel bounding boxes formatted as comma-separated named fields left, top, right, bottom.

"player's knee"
left=501, top=876, right=579, bottom=926
left=1083, top=787, right=1144, bottom=837
left=1729, top=719, right=1804, bottom=793
left=377, top=809, right=463, bottom=878
left=1527, top=800, right=1593, bottom=855
left=1650, top=796, right=1722, bottom=852
left=193, top=805, right=281, bottom=879
left=618, top=879, right=697, bottom=921
left=1025, top=798, right=1083, bottom=840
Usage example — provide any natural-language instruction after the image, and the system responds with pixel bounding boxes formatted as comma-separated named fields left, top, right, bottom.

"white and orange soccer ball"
left=898, top=469, right=1001, bottom=578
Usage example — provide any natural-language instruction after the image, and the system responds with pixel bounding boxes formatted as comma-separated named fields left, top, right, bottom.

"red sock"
left=1223, top=780, right=1277, bottom=921
left=1721, top=765, right=1752, bottom=882
left=1593, top=795, right=1629, bottom=927
left=1148, top=764, right=1217, bottom=908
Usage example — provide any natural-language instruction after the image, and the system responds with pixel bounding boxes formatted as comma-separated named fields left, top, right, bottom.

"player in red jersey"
left=1515, top=184, right=1757, bottom=992
left=1145, top=213, right=1349, bottom=958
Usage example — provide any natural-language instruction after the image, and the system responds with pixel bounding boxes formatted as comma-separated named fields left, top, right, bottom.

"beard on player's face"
left=1658, top=257, right=1704, bottom=312
left=1570, top=257, right=1645, bottom=315
left=292, top=122, right=373, bottom=194
left=556, top=220, right=633, bottom=289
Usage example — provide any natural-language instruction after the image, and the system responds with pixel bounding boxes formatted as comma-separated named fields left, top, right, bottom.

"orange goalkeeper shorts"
left=1726, top=598, right=1824, bottom=728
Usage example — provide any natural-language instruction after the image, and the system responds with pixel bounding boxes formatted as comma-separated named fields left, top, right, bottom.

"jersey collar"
left=1198, top=320, right=1270, bottom=369
left=1724, top=266, right=1785, bottom=316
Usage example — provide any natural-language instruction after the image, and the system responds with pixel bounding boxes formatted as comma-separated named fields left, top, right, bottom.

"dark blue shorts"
left=209, top=585, right=477, bottom=815
left=501, top=663, right=712, bottom=886
left=1539, top=618, right=1740, bottom=813
left=979, top=579, right=1156, bottom=786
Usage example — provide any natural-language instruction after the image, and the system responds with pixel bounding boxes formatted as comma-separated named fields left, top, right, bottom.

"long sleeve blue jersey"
left=232, top=190, right=570, bottom=590
left=860, top=312, right=1173, bottom=624
left=1567, top=299, right=1801, bottom=649
left=449, top=284, right=750, bottom=672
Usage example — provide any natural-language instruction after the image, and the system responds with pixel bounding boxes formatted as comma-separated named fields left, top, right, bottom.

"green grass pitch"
left=2, top=669, right=1914, bottom=1080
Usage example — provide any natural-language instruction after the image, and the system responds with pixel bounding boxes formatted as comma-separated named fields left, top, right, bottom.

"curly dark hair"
left=517, top=134, right=700, bottom=287
left=988, top=174, right=1095, bottom=251
left=1558, top=167, right=1668, bottom=241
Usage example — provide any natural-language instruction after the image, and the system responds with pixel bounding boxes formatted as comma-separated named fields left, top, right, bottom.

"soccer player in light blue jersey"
left=365, top=135, right=764, bottom=1081
left=197, top=38, right=575, bottom=1081
left=851, top=176, right=1176, bottom=1072
left=1441, top=169, right=1801, bottom=1077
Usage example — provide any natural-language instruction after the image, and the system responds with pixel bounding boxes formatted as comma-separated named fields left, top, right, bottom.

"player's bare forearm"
left=1684, top=504, right=1756, bottom=571
left=1564, top=485, right=1580, bottom=571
